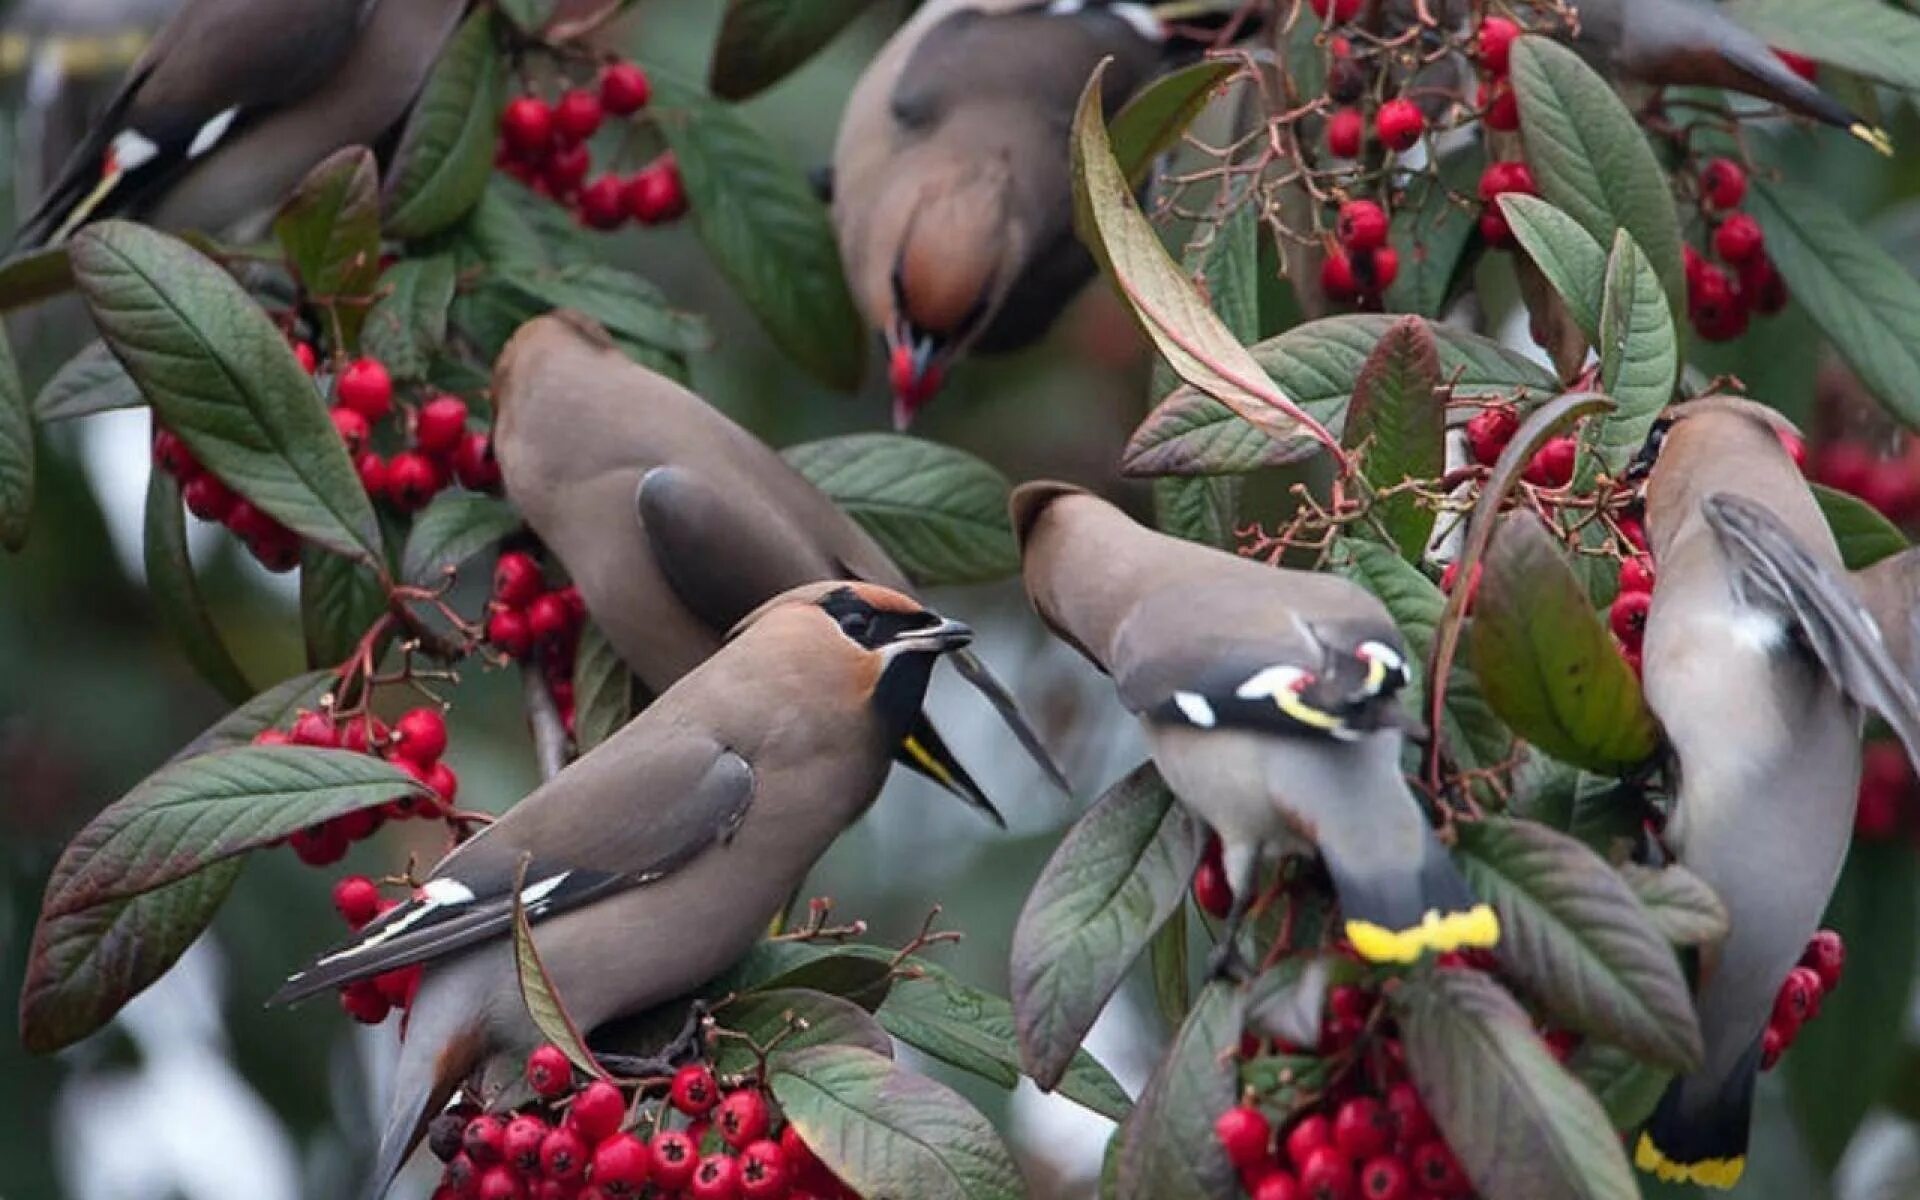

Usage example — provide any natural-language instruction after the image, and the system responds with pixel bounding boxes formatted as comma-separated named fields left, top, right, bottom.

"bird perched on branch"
left=272, top=582, right=977, bottom=1199
left=1632, top=397, right=1920, bottom=1189
left=492, top=312, right=1068, bottom=819
left=11, top=0, right=466, bottom=251
left=1012, top=481, right=1499, bottom=971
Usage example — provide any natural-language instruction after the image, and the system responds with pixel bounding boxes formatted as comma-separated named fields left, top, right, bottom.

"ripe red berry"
left=1524, top=436, right=1577, bottom=488
left=1336, top=200, right=1389, bottom=253
left=489, top=607, right=534, bottom=659
left=290, top=822, right=350, bottom=866
left=416, top=395, right=470, bottom=456
left=554, top=88, right=604, bottom=145
left=555, top=585, right=587, bottom=628
left=718, top=1088, right=771, bottom=1148
left=1802, top=929, right=1845, bottom=991
left=691, top=1153, right=742, bottom=1200
left=624, top=159, right=688, bottom=225
left=649, top=1129, right=698, bottom=1190
left=739, top=1139, right=788, bottom=1199
left=545, top=142, right=592, bottom=196
left=1618, top=556, right=1655, bottom=595
left=338, top=358, right=394, bottom=421
left=1477, top=160, right=1536, bottom=202
left=248, top=527, right=303, bottom=573
left=527, top=592, right=573, bottom=645
left=540, top=1125, right=588, bottom=1183
left=1713, top=213, right=1765, bottom=265
left=394, top=707, right=448, bottom=765
left=387, top=451, right=442, bottom=511
left=1479, top=79, right=1519, bottom=132
left=579, top=175, right=628, bottom=231
left=1466, top=407, right=1519, bottom=466
left=152, top=427, right=200, bottom=479
left=1326, top=107, right=1364, bottom=158
left=183, top=473, right=237, bottom=523
left=454, top=432, right=501, bottom=492
left=475, top=1164, right=526, bottom=1200
left=1333, top=1098, right=1393, bottom=1162
left=1476, top=16, right=1520, bottom=74
left=601, top=62, right=652, bottom=115
left=493, top=552, right=544, bottom=606
left=1385, top=1083, right=1434, bottom=1148
left=331, top=407, right=372, bottom=454
left=1410, top=1139, right=1468, bottom=1197
left=352, top=451, right=388, bottom=500
left=333, top=875, right=382, bottom=928
left=293, top=341, right=320, bottom=374
left=426, top=762, right=459, bottom=807
left=1299, top=1145, right=1355, bottom=1200
left=527, top=1044, right=573, bottom=1097
left=1700, top=157, right=1748, bottom=210
left=1814, top=441, right=1876, bottom=496
left=225, top=499, right=282, bottom=542
left=1374, top=99, right=1425, bottom=152
left=340, top=979, right=390, bottom=1023
left=1255, top=1172, right=1304, bottom=1200
left=1743, top=257, right=1789, bottom=316
left=374, top=963, right=422, bottom=1008
left=1761, top=1022, right=1787, bottom=1070
left=569, top=1080, right=626, bottom=1145
left=1784, top=965, right=1825, bottom=1021
left=1689, top=265, right=1750, bottom=342
left=1362, top=245, right=1399, bottom=293
left=671, top=1064, right=720, bottom=1116
left=1608, top=590, right=1652, bottom=649
left=1308, top=0, right=1364, bottom=21
left=1440, top=561, right=1481, bottom=614
left=1286, top=1114, right=1334, bottom=1172
left=505, top=1115, right=549, bottom=1175
left=502, top=96, right=555, bottom=159
left=1191, top=856, right=1233, bottom=918
left=464, top=1115, right=509, bottom=1165
left=1321, top=249, right=1359, bottom=305
left=291, top=710, right=339, bottom=747
left=591, top=1133, right=651, bottom=1196
left=1215, top=1104, right=1272, bottom=1169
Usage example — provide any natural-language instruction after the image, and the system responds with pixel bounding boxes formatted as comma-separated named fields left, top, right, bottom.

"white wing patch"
left=1173, top=691, right=1217, bottom=728
left=187, top=106, right=240, bottom=159
left=1044, top=0, right=1164, bottom=40
left=521, top=872, right=570, bottom=907
left=421, top=878, right=475, bottom=905
left=1236, top=665, right=1312, bottom=701
left=108, top=128, right=159, bottom=172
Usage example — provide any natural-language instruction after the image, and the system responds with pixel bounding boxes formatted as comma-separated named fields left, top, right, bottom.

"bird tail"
left=1328, top=826, right=1500, bottom=965
left=1634, top=1042, right=1761, bottom=1191
left=898, top=713, right=1006, bottom=827
left=362, top=975, right=486, bottom=1200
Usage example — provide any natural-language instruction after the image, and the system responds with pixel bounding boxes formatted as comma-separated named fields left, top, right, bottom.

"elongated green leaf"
left=782, top=433, right=1017, bottom=585
left=1012, top=762, right=1205, bottom=1090
left=1500, top=194, right=1606, bottom=343
left=1154, top=210, right=1253, bottom=545
left=385, top=11, right=504, bottom=240
left=1619, top=864, right=1728, bottom=948
left=572, top=622, right=635, bottom=754
left=300, top=546, right=387, bottom=668
left=1569, top=1041, right=1670, bottom=1133
left=1511, top=36, right=1685, bottom=319
left=275, top=147, right=382, bottom=348
left=39, top=746, right=430, bottom=916
left=1127, top=316, right=1557, bottom=477
left=0, top=245, right=74, bottom=312
left=401, top=492, right=521, bottom=586
left=771, top=1045, right=1027, bottom=1200
left=506, top=264, right=710, bottom=356
left=721, top=940, right=896, bottom=1011
left=362, top=255, right=458, bottom=382
left=1345, top=316, right=1443, bottom=560
left=1395, top=968, right=1640, bottom=1200
left=1814, top=483, right=1909, bottom=569
left=1388, top=145, right=1486, bottom=318
left=1110, top=60, right=1239, bottom=187
left=34, top=339, right=142, bottom=422
left=144, top=470, right=253, bottom=703
left=511, top=856, right=611, bottom=1080
left=1724, top=0, right=1920, bottom=92
left=709, top=0, right=872, bottom=100
left=0, top=322, right=30, bottom=549
left=652, top=71, right=865, bottom=391
left=1114, top=982, right=1241, bottom=1200
left=74, top=223, right=381, bottom=562
left=1154, top=476, right=1239, bottom=548
left=1587, top=230, right=1677, bottom=476
left=1148, top=910, right=1191, bottom=1029
left=714, top=988, right=893, bottom=1076
left=1469, top=512, right=1659, bottom=774
left=1752, top=176, right=1920, bottom=431
left=1456, top=819, right=1702, bottom=1069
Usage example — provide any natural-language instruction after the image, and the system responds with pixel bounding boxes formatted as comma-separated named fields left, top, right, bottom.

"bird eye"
left=839, top=611, right=873, bottom=640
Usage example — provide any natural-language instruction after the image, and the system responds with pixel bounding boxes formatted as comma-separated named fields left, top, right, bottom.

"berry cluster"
left=1322, top=200, right=1399, bottom=307
left=328, top=875, right=422, bottom=1025
left=1606, top=551, right=1655, bottom=678
left=253, top=706, right=457, bottom=865
left=332, top=357, right=501, bottom=513
left=152, top=425, right=304, bottom=571
left=487, top=551, right=588, bottom=729
left=429, top=1051, right=859, bottom=1200
left=1682, top=158, right=1788, bottom=342
left=1811, top=436, right=1920, bottom=526
left=1854, top=740, right=1920, bottom=839
left=495, top=62, right=689, bottom=232
left=1461, top=403, right=1574, bottom=490
left=1760, top=930, right=1845, bottom=1070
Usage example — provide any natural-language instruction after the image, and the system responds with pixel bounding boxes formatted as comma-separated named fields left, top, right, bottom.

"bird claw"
left=592, top=1000, right=711, bottom=1078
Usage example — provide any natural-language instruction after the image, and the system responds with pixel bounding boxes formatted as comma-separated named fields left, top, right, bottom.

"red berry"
left=1802, top=929, right=1845, bottom=991
left=671, top=1064, right=720, bottom=1116
left=739, top=1139, right=788, bottom=1200
left=1300, top=1145, right=1355, bottom=1200
left=392, top=707, right=448, bottom=766
left=601, top=62, right=652, bottom=115
left=1440, top=561, right=1481, bottom=613
left=492, top=552, right=544, bottom=606
left=1336, top=200, right=1389, bottom=253
left=718, top=1088, right=771, bottom=1148
left=1713, top=213, right=1765, bottom=265
left=1329, top=985, right=1372, bottom=1023
left=1286, top=1114, right=1334, bottom=1172
left=545, top=143, right=592, bottom=196
left=489, top=607, right=534, bottom=659
left=1216, top=1104, right=1272, bottom=1169
left=1476, top=16, right=1520, bottom=74
left=356, top=451, right=390, bottom=499
left=1466, top=407, right=1519, bottom=465
left=528, top=592, right=573, bottom=645
left=333, top=875, right=382, bottom=928
left=332, top=407, right=372, bottom=454
left=1761, top=1022, right=1787, bottom=1070
left=1609, top=590, right=1651, bottom=649
left=374, top=963, right=422, bottom=1008
left=454, top=432, right=501, bottom=492
left=590, top=1133, right=651, bottom=1196
left=526, top=1044, right=572, bottom=1098
left=1618, top=556, right=1655, bottom=595
left=1326, top=107, right=1365, bottom=158
left=476, top=1165, right=526, bottom=1200
left=1333, top=1098, right=1393, bottom=1162
left=1358, top=1155, right=1411, bottom=1200
left=291, top=710, right=339, bottom=747
left=691, top=1154, right=742, bottom=1200
left=183, top=473, right=237, bottom=523
left=540, top=1126, right=589, bottom=1183
left=1255, top=1173, right=1304, bottom=1200
left=505, top=1115, right=549, bottom=1175
left=338, top=358, right=394, bottom=421
left=416, top=395, right=470, bottom=456
left=555, top=584, right=588, bottom=629
left=1689, top=264, right=1750, bottom=342
left=1321, top=249, right=1359, bottom=304
left=502, top=96, right=555, bottom=159
left=152, top=427, right=201, bottom=479
left=1192, top=857, right=1233, bottom=918
left=293, top=341, right=320, bottom=374
left=465, top=1115, right=509, bottom=1165
left=388, top=451, right=442, bottom=511
left=569, top=1080, right=626, bottom=1145
left=1786, top=965, right=1825, bottom=1020
left=1477, top=161, right=1536, bottom=202
left=1375, top=99, right=1425, bottom=152
left=253, top=728, right=293, bottom=746
left=1410, top=1139, right=1468, bottom=1197
left=248, top=527, right=303, bottom=573
left=1744, top=257, right=1789, bottom=316
left=1776, top=429, right=1807, bottom=472
left=649, top=1130, right=698, bottom=1190
left=1775, top=48, right=1818, bottom=80
left=427, top=762, right=459, bottom=805
left=1700, top=157, right=1748, bottom=210
left=1385, top=1083, right=1433, bottom=1149
left=340, top=979, right=390, bottom=1024
left=1523, top=436, right=1577, bottom=488
left=1362, top=245, right=1399, bottom=293
left=1814, top=442, right=1876, bottom=496
left=1308, top=0, right=1365, bottom=21
left=579, top=175, right=628, bottom=231
left=1479, top=79, right=1519, bottom=132
left=290, top=822, right=349, bottom=866
left=554, top=88, right=604, bottom=145
left=625, top=159, right=688, bottom=225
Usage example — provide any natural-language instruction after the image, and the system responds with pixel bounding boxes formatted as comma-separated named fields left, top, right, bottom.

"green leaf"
left=1724, top=0, right=1920, bottom=92
left=1511, top=36, right=1685, bottom=320
left=1813, top=483, right=1909, bottom=569
left=1455, top=819, right=1703, bottom=1070
left=1786, top=841, right=1919, bottom=1167
left=511, top=855, right=611, bottom=1081
left=401, top=492, right=521, bottom=587
left=1344, top=316, right=1444, bottom=561
left=1073, top=63, right=1339, bottom=463
left=33, top=339, right=142, bottom=422
left=1569, top=1041, right=1671, bottom=1132
left=0, top=245, right=74, bottom=312
left=1113, top=982, right=1241, bottom=1200
left=1395, top=967, right=1640, bottom=1200
left=1109, top=60, right=1239, bottom=188
left=385, top=10, right=505, bottom=241
left=572, top=622, right=635, bottom=754
left=275, top=147, right=382, bottom=347
left=1587, top=230, right=1677, bottom=477
left=1012, top=762, right=1205, bottom=1090
left=1619, top=864, right=1729, bottom=948
left=715, top=988, right=893, bottom=1076
left=0, top=321, right=30, bottom=549
left=36, top=746, right=430, bottom=916
left=879, top=962, right=1133, bottom=1122
left=1468, top=511, right=1659, bottom=775
left=782, top=433, right=1017, bottom=585
left=709, top=0, right=873, bottom=100
left=144, top=469, right=253, bottom=704
left=770, top=1045, right=1027, bottom=1200
left=1499, top=194, right=1607, bottom=343
left=1749, top=176, right=1920, bottom=432
left=493, top=0, right=558, bottom=35
left=1148, top=910, right=1192, bottom=1028
left=73, top=222, right=382, bottom=562
left=505, top=264, right=710, bottom=356
left=1127, top=316, right=1557, bottom=477
left=362, top=255, right=458, bottom=383
left=1387, top=145, right=1486, bottom=318
left=721, top=940, right=896, bottom=1010
left=178, top=670, right=335, bottom=760
left=300, top=546, right=387, bottom=668
left=651, top=71, right=865, bottom=391
left=1154, top=477, right=1240, bottom=548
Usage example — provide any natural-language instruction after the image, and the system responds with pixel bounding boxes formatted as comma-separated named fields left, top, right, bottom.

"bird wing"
left=1854, top=547, right=1920, bottom=687
left=270, top=730, right=755, bottom=1005
left=1704, top=493, right=1920, bottom=765
left=636, top=463, right=834, bottom=633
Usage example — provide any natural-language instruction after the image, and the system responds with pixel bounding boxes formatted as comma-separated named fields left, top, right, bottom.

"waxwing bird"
left=272, top=582, right=976, bottom=1199
left=834, top=0, right=1231, bottom=428
left=1570, top=0, right=1891, bottom=154
left=1011, top=481, right=1499, bottom=971
left=12, top=0, right=467, bottom=251
left=1633, top=397, right=1920, bottom=1189
left=492, top=312, right=1068, bottom=817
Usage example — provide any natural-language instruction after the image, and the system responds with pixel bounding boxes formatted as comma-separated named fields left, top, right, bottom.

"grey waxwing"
left=271, top=581, right=975, bottom=1199
left=1012, top=481, right=1500, bottom=970
left=12, top=0, right=467, bottom=250
left=1632, top=396, right=1920, bottom=1188
left=491, top=312, right=1068, bottom=820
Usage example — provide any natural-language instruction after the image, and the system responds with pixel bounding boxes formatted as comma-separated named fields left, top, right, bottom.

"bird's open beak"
left=886, top=324, right=945, bottom=430
left=899, top=616, right=974, bottom=653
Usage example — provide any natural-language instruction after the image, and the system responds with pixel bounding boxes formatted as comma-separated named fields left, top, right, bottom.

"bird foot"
left=592, top=1000, right=711, bottom=1079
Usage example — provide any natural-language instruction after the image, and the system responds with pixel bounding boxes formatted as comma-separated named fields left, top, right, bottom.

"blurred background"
left=5, top=2, right=1920, bottom=1198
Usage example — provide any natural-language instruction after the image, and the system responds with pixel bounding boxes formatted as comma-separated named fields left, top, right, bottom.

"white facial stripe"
left=1357, top=641, right=1405, bottom=674
left=109, top=128, right=159, bottom=171
left=1173, top=691, right=1217, bottom=728
left=1236, top=665, right=1309, bottom=701
left=187, top=105, right=240, bottom=159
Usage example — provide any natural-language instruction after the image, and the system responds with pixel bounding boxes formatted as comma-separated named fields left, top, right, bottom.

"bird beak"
left=886, top=324, right=945, bottom=430
left=897, top=616, right=974, bottom=653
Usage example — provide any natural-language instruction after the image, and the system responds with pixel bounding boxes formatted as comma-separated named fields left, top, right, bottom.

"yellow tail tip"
left=1633, top=1132, right=1745, bottom=1189
left=1850, top=123, right=1894, bottom=156
left=1344, top=904, right=1501, bottom=965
